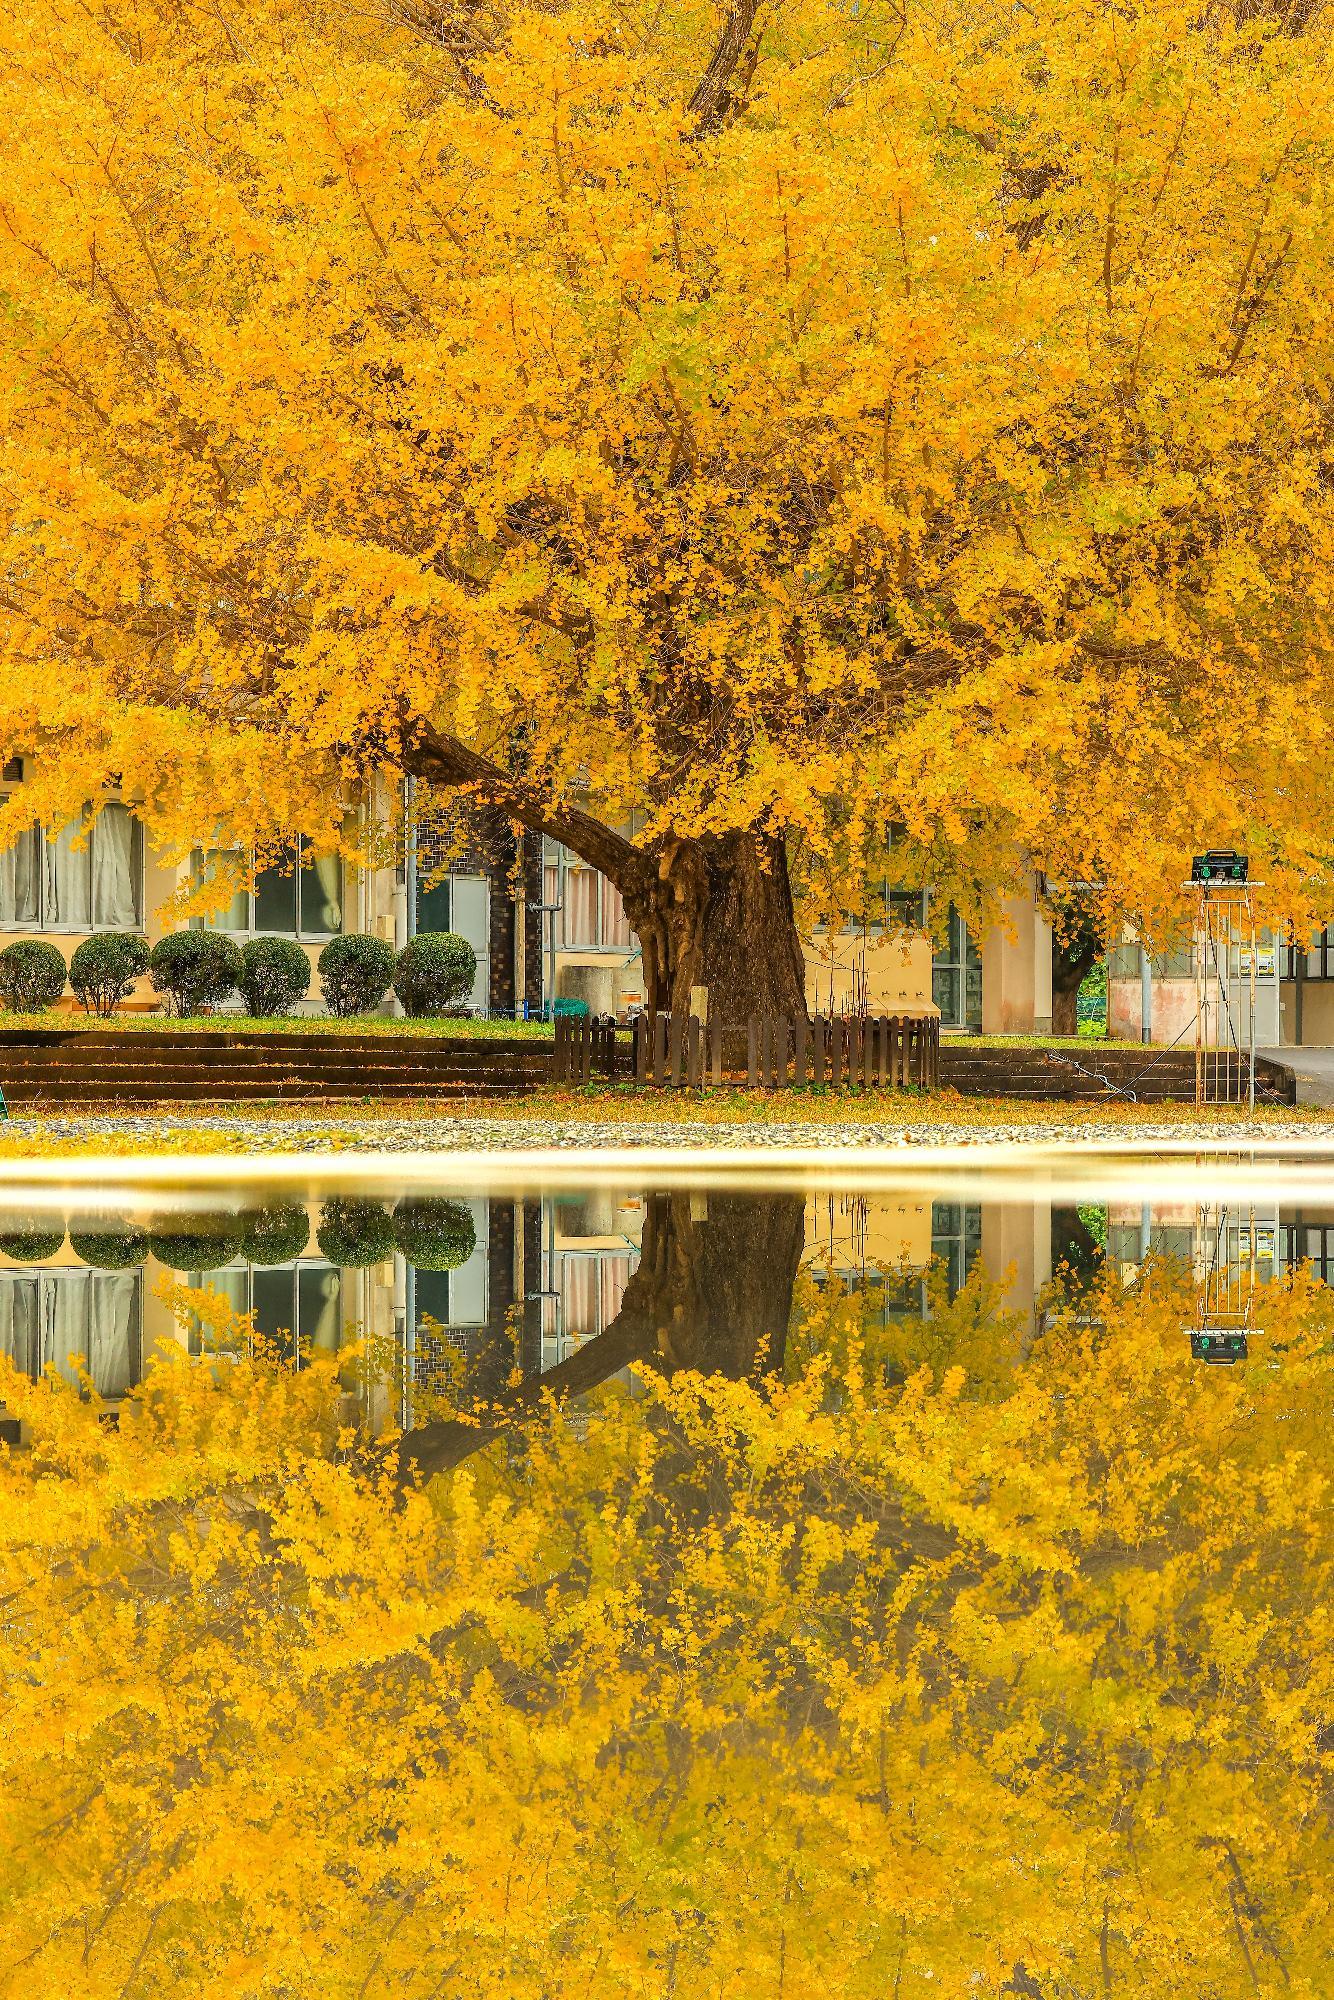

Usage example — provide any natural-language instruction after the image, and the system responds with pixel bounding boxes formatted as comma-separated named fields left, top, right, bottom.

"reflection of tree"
left=2, top=1264, right=1331, bottom=1997
left=402, top=1191, right=806, bottom=1481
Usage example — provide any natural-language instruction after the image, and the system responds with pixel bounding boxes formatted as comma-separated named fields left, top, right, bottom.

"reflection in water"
left=1, top=1194, right=1331, bottom=1997
left=3, top=1176, right=1334, bottom=1417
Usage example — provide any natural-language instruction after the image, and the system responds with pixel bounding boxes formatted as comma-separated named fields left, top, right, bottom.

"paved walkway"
left=1262, top=1046, right=1334, bottom=1108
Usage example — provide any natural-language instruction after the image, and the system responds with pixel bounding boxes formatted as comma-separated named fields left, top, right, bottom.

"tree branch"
left=405, top=721, right=641, bottom=887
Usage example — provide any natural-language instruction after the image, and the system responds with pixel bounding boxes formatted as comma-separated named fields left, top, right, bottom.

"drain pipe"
left=1140, top=942, right=1153, bottom=1045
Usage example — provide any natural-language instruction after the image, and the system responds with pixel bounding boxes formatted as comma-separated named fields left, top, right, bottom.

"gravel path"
left=2, top=1109, right=1332, bottom=1154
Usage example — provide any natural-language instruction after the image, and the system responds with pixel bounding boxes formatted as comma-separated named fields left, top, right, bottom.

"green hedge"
left=69, top=933, right=150, bottom=1017
left=392, top=1198, right=476, bottom=1272
left=316, top=1198, right=396, bottom=1268
left=319, top=933, right=396, bottom=1018
left=0, top=939, right=66, bottom=1012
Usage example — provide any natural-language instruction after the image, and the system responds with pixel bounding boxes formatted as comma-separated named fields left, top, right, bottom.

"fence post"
left=653, top=1014, right=668, bottom=1087
left=710, top=1017, right=723, bottom=1088
left=553, top=1016, right=567, bottom=1084
left=812, top=1015, right=825, bottom=1086
left=634, top=1014, right=649, bottom=1084
left=687, top=1015, right=702, bottom=1089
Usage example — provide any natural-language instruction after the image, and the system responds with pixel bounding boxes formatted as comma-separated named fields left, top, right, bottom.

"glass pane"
left=0, top=825, right=39, bottom=923
left=299, top=846, right=342, bottom=935
left=564, top=869, right=599, bottom=946
left=297, top=1265, right=340, bottom=1353
left=932, top=967, right=959, bottom=1024
left=252, top=1268, right=296, bottom=1358
left=254, top=849, right=299, bottom=934
left=44, top=819, right=92, bottom=928
left=0, top=1275, right=40, bottom=1378
left=413, top=1268, right=451, bottom=1334
left=965, top=960, right=983, bottom=1031
left=449, top=1220, right=488, bottom=1326
left=416, top=871, right=451, bottom=935
left=192, top=850, right=249, bottom=932
left=450, top=876, right=489, bottom=1007
left=91, top=804, right=142, bottom=928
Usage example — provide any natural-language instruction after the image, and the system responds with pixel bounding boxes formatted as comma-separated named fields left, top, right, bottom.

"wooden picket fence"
left=553, top=1012, right=939, bottom=1091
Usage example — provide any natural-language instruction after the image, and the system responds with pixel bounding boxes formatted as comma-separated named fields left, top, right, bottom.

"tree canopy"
left=0, top=1262, right=1331, bottom=1995
left=3, top=0, right=1334, bottom=1005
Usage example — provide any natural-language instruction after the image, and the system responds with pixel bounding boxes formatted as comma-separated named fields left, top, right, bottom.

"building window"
left=0, top=1268, right=141, bottom=1397
left=0, top=801, right=143, bottom=932
left=932, top=905, right=982, bottom=1030
left=412, top=870, right=490, bottom=1010
left=187, top=1260, right=340, bottom=1363
left=1282, top=930, right=1334, bottom=980
left=542, top=846, right=633, bottom=950
left=190, top=839, right=342, bottom=938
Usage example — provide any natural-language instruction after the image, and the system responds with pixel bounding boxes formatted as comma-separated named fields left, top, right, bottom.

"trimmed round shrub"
left=239, top=936, right=311, bottom=1018
left=239, top=1203, right=310, bottom=1266
left=316, top=1197, right=396, bottom=1268
left=392, top=1198, right=476, bottom=1272
left=0, top=939, right=66, bottom=1012
left=148, top=931, right=243, bottom=1016
left=69, top=932, right=150, bottom=1017
left=0, top=1225, right=65, bottom=1262
left=69, top=1224, right=149, bottom=1269
left=148, top=1211, right=244, bottom=1271
left=318, top=933, right=396, bottom=1018
left=393, top=931, right=477, bottom=1018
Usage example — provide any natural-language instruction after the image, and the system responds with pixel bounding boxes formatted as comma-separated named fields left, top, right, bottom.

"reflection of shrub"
left=0, top=1226, right=65, bottom=1262
left=0, top=939, right=66, bottom=1012
left=393, top=932, right=476, bottom=1017
left=318, top=934, right=395, bottom=1018
left=240, top=1204, right=309, bottom=1266
left=69, top=933, right=150, bottom=1017
left=392, top=1198, right=476, bottom=1272
left=69, top=1225, right=149, bottom=1269
left=316, top=1198, right=395, bottom=1268
left=149, top=932, right=243, bottom=1015
left=239, top=937, right=311, bottom=1017
left=149, top=1212, right=244, bottom=1271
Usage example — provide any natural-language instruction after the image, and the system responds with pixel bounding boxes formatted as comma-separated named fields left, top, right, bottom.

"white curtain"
left=0, top=828, right=39, bottom=924
left=301, top=850, right=343, bottom=935
left=563, top=868, right=599, bottom=946
left=0, top=1272, right=138, bottom=1395
left=602, top=880, right=632, bottom=949
left=44, top=821, right=93, bottom=928
left=0, top=1275, right=40, bottom=1378
left=91, top=804, right=140, bottom=928
left=43, top=1272, right=138, bottom=1394
left=298, top=1265, right=341, bottom=1353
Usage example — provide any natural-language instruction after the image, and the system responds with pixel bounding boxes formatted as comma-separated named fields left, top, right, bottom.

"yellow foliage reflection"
left=0, top=1266, right=1330, bottom=1997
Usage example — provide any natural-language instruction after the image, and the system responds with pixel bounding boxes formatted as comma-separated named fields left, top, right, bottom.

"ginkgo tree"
left=3, top=0, right=1334, bottom=1016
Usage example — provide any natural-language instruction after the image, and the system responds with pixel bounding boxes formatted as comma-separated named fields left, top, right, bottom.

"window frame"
left=190, top=836, right=343, bottom=942
left=0, top=793, right=145, bottom=935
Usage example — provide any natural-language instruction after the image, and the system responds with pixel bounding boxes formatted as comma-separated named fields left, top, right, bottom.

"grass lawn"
left=0, top=1010, right=558, bottom=1039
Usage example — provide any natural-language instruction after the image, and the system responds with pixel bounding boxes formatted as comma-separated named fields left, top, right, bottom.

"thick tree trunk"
left=406, top=728, right=809, bottom=1023
left=621, top=830, right=809, bottom=1024
left=1051, top=947, right=1097, bottom=1037
left=400, top=1190, right=805, bottom=1484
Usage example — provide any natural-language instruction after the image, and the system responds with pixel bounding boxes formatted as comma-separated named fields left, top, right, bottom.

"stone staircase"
left=938, top=1043, right=1296, bottom=1105
left=0, top=1028, right=553, bottom=1106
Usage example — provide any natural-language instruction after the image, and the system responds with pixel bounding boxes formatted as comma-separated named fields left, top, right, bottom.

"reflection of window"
left=190, top=839, right=342, bottom=938
left=187, top=1262, right=340, bottom=1362
left=0, top=801, right=143, bottom=930
left=930, top=1202, right=982, bottom=1298
left=539, top=1249, right=634, bottom=1368
left=0, top=1270, right=140, bottom=1396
